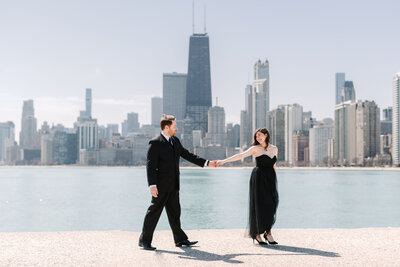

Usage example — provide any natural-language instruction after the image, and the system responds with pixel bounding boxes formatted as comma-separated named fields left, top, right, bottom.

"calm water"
left=0, top=167, right=399, bottom=232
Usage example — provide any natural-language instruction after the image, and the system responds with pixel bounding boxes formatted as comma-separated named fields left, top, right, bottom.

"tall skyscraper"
left=284, top=104, right=303, bottom=164
left=41, top=133, right=53, bottom=165
left=309, top=124, right=333, bottom=165
left=127, top=113, right=139, bottom=134
left=335, top=73, right=346, bottom=105
left=203, top=106, right=226, bottom=146
left=227, top=123, right=240, bottom=148
left=292, top=130, right=309, bottom=166
left=354, top=100, right=380, bottom=165
left=77, top=118, right=99, bottom=150
left=383, top=107, right=393, bottom=121
left=381, top=107, right=393, bottom=134
left=19, top=100, right=39, bottom=149
left=86, top=88, right=92, bottom=117
left=80, top=88, right=92, bottom=118
left=240, top=110, right=248, bottom=148
left=392, top=73, right=400, bottom=166
left=341, top=81, right=356, bottom=103
left=120, top=113, right=140, bottom=137
left=334, top=101, right=354, bottom=165
left=334, top=100, right=380, bottom=166
left=53, top=131, right=78, bottom=164
left=266, top=106, right=285, bottom=161
left=242, top=60, right=270, bottom=148
left=185, top=33, right=212, bottom=136
left=163, top=73, right=187, bottom=120
left=254, top=59, right=269, bottom=80
left=0, top=122, right=15, bottom=162
left=251, top=78, right=269, bottom=131
left=151, top=97, right=163, bottom=126
left=241, top=84, right=252, bottom=147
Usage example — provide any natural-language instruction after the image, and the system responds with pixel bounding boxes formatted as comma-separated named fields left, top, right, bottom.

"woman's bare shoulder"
left=269, top=144, right=278, bottom=153
left=248, top=145, right=262, bottom=155
left=269, top=144, right=278, bottom=149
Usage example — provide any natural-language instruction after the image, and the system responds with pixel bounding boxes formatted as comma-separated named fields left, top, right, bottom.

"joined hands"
left=209, top=160, right=225, bottom=167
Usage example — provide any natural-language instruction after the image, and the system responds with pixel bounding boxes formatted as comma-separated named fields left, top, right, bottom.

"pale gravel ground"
left=0, top=228, right=399, bottom=266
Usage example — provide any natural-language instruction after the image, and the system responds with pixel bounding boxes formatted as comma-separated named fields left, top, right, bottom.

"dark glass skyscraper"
left=186, top=33, right=212, bottom=135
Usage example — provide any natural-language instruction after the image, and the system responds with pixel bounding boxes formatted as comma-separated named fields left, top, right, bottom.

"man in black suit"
left=138, top=114, right=217, bottom=250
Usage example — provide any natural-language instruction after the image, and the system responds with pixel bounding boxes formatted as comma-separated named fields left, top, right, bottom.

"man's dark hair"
left=160, top=114, right=175, bottom=130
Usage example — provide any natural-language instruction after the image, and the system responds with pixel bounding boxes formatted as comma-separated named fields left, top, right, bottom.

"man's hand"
left=150, top=185, right=158, bottom=198
left=209, top=160, right=219, bottom=168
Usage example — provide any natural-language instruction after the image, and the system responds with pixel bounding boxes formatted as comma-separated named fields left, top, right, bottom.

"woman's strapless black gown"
left=248, top=154, right=279, bottom=238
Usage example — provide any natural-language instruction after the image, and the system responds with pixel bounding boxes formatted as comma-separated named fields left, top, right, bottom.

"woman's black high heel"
left=253, top=236, right=267, bottom=245
left=264, top=233, right=278, bottom=245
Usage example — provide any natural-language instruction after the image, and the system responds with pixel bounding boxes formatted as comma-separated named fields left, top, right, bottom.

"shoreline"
left=1, top=165, right=399, bottom=171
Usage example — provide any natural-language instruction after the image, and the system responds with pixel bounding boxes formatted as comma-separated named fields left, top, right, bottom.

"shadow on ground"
left=262, top=244, right=340, bottom=258
left=155, top=244, right=338, bottom=264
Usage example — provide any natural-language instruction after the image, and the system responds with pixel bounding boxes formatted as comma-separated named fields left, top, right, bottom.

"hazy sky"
left=1, top=0, right=399, bottom=136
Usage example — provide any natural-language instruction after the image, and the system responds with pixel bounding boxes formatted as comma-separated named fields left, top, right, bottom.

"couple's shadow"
left=156, top=244, right=340, bottom=264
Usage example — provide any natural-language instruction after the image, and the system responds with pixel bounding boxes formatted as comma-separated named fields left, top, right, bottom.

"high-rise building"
left=266, top=106, right=285, bottom=161
left=53, top=131, right=78, bottom=164
left=126, top=113, right=140, bottom=134
left=41, top=133, right=53, bottom=165
left=241, top=84, right=252, bottom=147
left=106, top=124, right=119, bottom=142
left=381, top=107, right=393, bottom=135
left=151, top=97, right=163, bottom=126
left=79, top=88, right=92, bottom=118
left=341, top=81, right=356, bottom=103
left=240, top=110, right=248, bottom=148
left=86, top=88, right=92, bottom=117
left=354, top=100, right=380, bottom=165
left=203, top=106, right=226, bottom=146
left=185, top=33, right=212, bottom=136
left=181, top=117, right=194, bottom=152
left=292, top=130, right=309, bottom=166
left=227, top=123, right=240, bottom=148
left=77, top=117, right=99, bottom=165
left=335, top=73, right=346, bottom=105
left=383, top=107, right=393, bottom=121
left=380, top=134, right=392, bottom=155
left=309, top=124, right=333, bottom=166
left=19, top=100, right=39, bottom=149
left=334, top=100, right=380, bottom=165
left=0, top=122, right=15, bottom=162
left=251, top=79, right=269, bottom=131
left=77, top=117, right=99, bottom=150
left=163, top=73, right=187, bottom=121
left=334, top=101, right=354, bottom=165
left=284, top=104, right=303, bottom=164
left=392, top=73, right=400, bottom=166
left=254, top=59, right=269, bottom=80
left=192, top=130, right=202, bottom=147
left=241, top=60, right=270, bottom=149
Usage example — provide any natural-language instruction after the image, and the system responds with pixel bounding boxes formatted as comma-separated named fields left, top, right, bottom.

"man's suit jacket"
left=146, top=134, right=207, bottom=192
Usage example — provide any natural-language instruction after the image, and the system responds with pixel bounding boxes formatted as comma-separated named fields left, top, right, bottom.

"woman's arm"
left=217, top=146, right=257, bottom=165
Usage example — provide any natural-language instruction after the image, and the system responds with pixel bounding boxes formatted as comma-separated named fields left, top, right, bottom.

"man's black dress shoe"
left=175, top=239, right=198, bottom=247
left=138, top=241, right=156, bottom=250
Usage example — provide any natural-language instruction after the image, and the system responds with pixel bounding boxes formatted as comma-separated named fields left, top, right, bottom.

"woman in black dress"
left=217, top=128, right=279, bottom=245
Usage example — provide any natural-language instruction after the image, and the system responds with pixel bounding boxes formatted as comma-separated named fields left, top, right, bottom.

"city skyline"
left=1, top=0, right=399, bottom=136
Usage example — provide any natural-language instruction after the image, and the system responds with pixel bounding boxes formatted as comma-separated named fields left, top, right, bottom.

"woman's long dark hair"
left=251, top=128, right=270, bottom=150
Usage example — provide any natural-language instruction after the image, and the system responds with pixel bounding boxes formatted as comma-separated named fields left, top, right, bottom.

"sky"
left=1, top=0, right=399, bottom=136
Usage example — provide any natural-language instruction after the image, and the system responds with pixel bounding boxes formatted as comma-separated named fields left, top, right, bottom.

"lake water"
left=0, top=167, right=399, bottom=232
